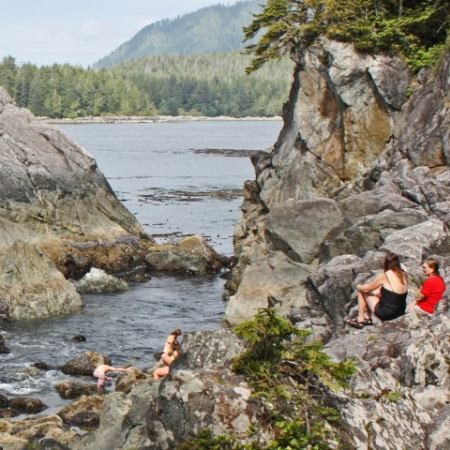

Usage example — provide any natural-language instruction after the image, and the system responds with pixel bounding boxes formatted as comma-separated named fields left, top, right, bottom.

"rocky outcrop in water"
left=0, top=87, right=156, bottom=320
left=69, top=267, right=128, bottom=294
left=2, top=39, right=450, bottom=450
left=145, top=234, right=229, bottom=274
left=0, top=240, right=82, bottom=320
left=61, top=352, right=111, bottom=376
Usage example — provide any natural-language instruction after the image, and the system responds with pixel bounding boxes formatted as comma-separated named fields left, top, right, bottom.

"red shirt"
left=419, top=276, right=446, bottom=314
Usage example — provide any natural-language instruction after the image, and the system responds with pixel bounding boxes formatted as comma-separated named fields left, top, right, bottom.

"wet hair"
left=171, top=329, right=182, bottom=336
left=424, top=257, right=440, bottom=276
left=384, top=252, right=408, bottom=284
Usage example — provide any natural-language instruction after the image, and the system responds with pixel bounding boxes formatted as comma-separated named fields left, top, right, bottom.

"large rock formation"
left=224, top=40, right=450, bottom=327
left=0, top=88, right=155, bottom=320
left=0, top=87, right=143, bottom=244
left=2, top=39, right=450, bottom=450
left=0, top=240, right=82, bottom=321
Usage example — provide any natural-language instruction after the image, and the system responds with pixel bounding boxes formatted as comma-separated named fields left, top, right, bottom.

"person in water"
left=407, top=258, right=446, bottom=314
left=154, top=329, right=182, bottom=380
left=347, top=252, right=408, bottom=329
left=93, top=364, right=131, bottom=389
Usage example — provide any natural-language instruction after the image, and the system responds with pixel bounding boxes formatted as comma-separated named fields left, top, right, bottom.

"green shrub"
left=179, top=308, right=357, bottom=450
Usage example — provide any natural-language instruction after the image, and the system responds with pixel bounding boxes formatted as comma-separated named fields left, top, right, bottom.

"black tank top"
left=375, top=274, right=408, bottom=321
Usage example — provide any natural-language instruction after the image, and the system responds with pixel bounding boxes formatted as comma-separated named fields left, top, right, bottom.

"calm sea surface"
left=0, top=119, right=282, bottom=412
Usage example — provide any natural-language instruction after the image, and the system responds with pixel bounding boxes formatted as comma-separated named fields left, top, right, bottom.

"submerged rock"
left=0, top=334, right=10, bottom=354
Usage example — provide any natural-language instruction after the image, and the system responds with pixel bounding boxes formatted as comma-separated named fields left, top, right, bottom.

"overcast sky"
left=0, top=0, right=246, bottom=67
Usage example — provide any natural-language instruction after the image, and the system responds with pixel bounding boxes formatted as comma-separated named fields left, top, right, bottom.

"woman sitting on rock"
left=154, top=329, right=182, bottom=380
left=347, top=252, right=408, bottom=329
left=407, top=258, right=446, bottom=314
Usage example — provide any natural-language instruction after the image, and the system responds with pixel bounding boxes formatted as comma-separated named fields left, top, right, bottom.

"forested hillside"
left=95, top=1, right=261, bottom=68
left=0, top=53, right=293, bottom=118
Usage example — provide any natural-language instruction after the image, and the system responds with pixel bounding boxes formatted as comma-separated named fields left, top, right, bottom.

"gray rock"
left=61, top=352, right=111, bottom=376
left=8, top=397, right=47, bottom=414
left=70, top=267, right=128, bottom=294
left=72, top=336, right=269, bottom=450
left=145, top=234, right=228, bottom=273
left=0, top=87, right=157, bottom=319
left=57, top=395, right=104, bottom=427
left=0, top=240, right=82, bottom=321
left=265, top=198, right=348, bottom=264
left=55, top=380, right=100, bottom=399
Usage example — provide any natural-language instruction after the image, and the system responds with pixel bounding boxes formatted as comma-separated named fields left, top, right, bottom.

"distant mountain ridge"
left=94, top=1, right=261, bottom=68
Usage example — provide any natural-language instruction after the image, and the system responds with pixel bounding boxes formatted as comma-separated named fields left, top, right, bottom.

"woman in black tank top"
left=347, top=253, right=408, bottom=329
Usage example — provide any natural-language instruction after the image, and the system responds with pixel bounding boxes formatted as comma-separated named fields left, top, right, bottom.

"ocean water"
left=0, top=119, right=282, bottom=412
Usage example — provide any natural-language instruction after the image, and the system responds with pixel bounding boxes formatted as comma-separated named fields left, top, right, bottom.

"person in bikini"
left=154, top=329, right=182, bottom=380
left=347, top=252, right=408, bottom=329
left=93, top=364, right=131, bottom=389
left=407, top=258, right=446, bottom=314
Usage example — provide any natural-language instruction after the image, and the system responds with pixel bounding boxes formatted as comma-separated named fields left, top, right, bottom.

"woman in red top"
left=407, top=258, right=446, bottom=314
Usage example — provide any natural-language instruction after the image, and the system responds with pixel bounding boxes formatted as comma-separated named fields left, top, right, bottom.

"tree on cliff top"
left=244, top=0, right=450, bottom=73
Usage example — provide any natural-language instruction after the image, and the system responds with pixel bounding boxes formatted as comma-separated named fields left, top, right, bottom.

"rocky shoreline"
left=2, top=38, right=450, bottom=449
left=41, top=115, right=282, bottom=125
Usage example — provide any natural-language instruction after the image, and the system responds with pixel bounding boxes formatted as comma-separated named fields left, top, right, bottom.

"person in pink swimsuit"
left=93, top=364, right=131, bottom=389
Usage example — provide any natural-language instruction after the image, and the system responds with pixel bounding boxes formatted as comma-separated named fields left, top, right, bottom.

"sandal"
left=346, top=318, right=365, bottom=329
left=362, top=317, right=373, bottom=326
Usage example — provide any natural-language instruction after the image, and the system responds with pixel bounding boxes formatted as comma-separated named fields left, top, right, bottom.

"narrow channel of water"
left=0, top=119, right=282, bottom=412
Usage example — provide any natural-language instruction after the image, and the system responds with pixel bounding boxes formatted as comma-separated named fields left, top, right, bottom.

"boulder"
left=114, top=367, right=147, bottom=394
left=55, top=380, right=100, bottom=399
left=0, top=414, right=78, bottom=449
left=61, top=352, right=111, bottom=376
left=224, top=250, right=313, bottom=326
left=0, top=87, right=152, bottom=282
left=264, top=198, right=348, bottom=264
left=57, top=395, right=104, bottom=427
left=70, top=267, right=128, bottom=294
left=7, top=397, right=47, bottom=414
left=145, top=234, right=228, bottom=274
left=0, top=240, right=82, bottom=321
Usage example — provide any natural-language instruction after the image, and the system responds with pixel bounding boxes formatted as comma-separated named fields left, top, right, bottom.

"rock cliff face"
left=0, top=88, right=154, bottom=319
left=224, top=40, right=450, bottom=329
left=0, top=88, right=142, bottom=242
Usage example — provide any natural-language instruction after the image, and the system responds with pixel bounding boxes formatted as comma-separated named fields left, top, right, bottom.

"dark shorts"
left=374, top=303, right=405, bottom=321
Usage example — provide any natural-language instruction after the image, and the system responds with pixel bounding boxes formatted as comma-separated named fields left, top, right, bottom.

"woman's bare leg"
left=358, top=291, right=380, bottom=322
left=154, top=365, right=170, bottom=380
